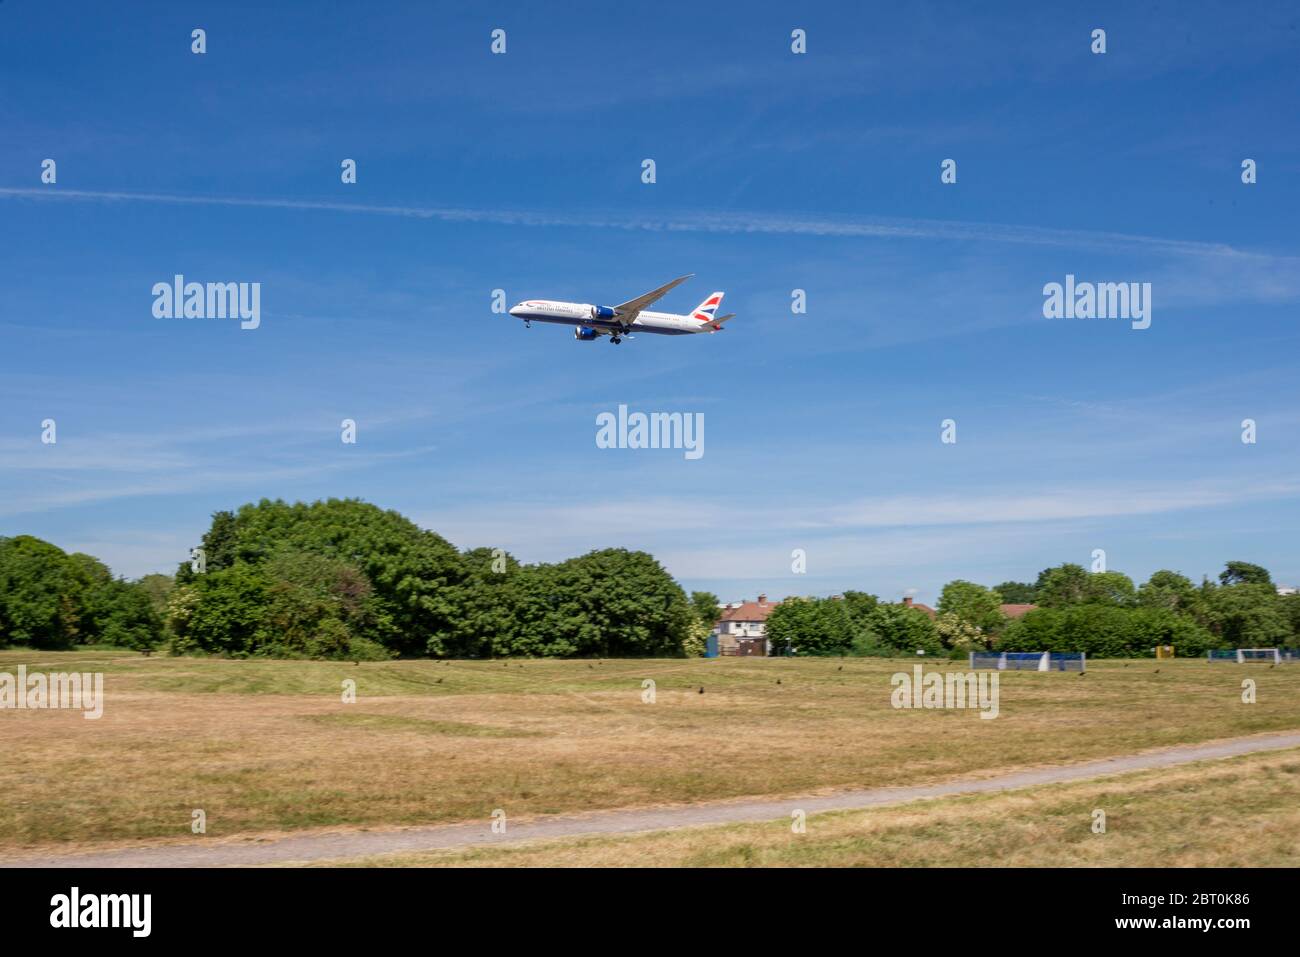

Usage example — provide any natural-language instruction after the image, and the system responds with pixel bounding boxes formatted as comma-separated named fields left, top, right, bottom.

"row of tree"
left=0, top=499, right=702, bottom=659
left=765, top=562, right=1300, bottom=658
left=1, top=500, right=1294, bottom=660
left=0, top=536, right=168, bottom=651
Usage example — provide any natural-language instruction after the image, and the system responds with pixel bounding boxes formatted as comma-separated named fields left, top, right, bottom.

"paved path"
left=9, top=731, right=1300, bottom=868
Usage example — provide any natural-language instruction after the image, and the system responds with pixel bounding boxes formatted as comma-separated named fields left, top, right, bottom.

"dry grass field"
left=2, top=649, right=1298, bottom=860
left=323, top=748, right=1300, bottom=867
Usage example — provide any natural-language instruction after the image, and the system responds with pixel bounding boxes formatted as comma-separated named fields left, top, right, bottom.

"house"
left=999, top=603, right=1037, bottom=619
left=900, top=595, right=936, bottom=617
left=715, top=594, right=780, bottom=656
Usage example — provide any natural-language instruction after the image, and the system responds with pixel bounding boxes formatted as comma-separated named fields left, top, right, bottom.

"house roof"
left=1000, top=603, right=1037, bottom=619
left=718, top=598, right=780, bottom=623
left=901, top=596, right=936, bottom=618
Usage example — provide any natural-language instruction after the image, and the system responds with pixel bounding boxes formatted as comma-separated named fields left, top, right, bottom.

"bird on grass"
left=698, top=687, right=705, bottom=694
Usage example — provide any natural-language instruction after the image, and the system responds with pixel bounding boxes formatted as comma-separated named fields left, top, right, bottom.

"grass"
left=1, top=650, right=1298, bottom=854
left=322, top=748, right=1300, bottom=867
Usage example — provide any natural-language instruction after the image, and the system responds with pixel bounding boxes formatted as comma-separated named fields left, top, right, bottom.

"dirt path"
left=9, top=730, right=1300, bottom=867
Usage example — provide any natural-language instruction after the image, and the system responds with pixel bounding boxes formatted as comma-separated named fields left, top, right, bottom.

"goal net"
left=969, top=651, right=1086, bottom=672
left=1208, top=648, right=1282, bottom=664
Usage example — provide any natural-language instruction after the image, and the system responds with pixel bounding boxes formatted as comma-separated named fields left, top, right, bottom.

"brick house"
left=715, top=594, right=780, bottom=656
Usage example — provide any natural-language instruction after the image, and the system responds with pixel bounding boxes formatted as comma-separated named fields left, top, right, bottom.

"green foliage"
left=0, top=535, right=163, bottom=651
left=863, top=603, right=944, bottom=656
left=170, top=563, right=272, bottom=656
left=688, top=591, right=721, bottom=631
left=1205, top=583, right=1290, bottom=648
left=178, top=499, right=465, bottom=656
left=839, top=591, right=880, bottom=627
left=0, top=536, right=85, bottom=648
left=136, top=574, right=175, bottom=619
left=765, top=596, right=855, bottom=656
left=681, top=619, right=710, bottom=657
left=1036, top=564, right=1135, bottom=607
left=993, top=580, right=1037, bottom=604
left=937, top=580, right=1005, bottom=633
left=1000, top=605, right=1215, bottom=657
left=166, top=501, right=698, bottom=659
left=1137, top=570, right=1198, bottom=613
left=1219, top=561, right=1272, bottom=588
left=505, top=549, right=693, bottom=657
left=934, top=611, right=987, bottom=652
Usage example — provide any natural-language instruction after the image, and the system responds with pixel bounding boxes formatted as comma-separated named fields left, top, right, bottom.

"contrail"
left=0, top=186, right=1278, bottom=260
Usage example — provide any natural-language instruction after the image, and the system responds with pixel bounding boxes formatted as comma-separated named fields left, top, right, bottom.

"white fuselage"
left=508, top=300, right=704, bottom=336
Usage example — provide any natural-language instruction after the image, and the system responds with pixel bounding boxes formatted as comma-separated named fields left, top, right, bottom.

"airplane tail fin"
left=690, top=292, right=725, bottom=325
left=700, top=312, right=735, bottom=332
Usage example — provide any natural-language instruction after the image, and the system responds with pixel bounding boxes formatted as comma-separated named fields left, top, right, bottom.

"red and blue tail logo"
left=692, top=292, right=725, bottom=322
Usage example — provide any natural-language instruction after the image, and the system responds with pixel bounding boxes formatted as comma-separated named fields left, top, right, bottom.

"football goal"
left=1207, top=648, right=1282, bottom=664
left=969, top=651, right=1086, bottom=672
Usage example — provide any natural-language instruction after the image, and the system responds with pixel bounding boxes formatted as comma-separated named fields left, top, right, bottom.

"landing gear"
left=524, top=320, right=531, bottom=328
left=610, top=336, right=622, bottom=344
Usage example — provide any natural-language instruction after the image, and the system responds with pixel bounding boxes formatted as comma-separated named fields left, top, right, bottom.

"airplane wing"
left=612, top=274, right=694, bottom=323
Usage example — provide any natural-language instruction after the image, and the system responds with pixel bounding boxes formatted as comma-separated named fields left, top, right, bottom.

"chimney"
left=902, top=596, right=913, bottom=607
left=757, top=594, right=767, bottom=605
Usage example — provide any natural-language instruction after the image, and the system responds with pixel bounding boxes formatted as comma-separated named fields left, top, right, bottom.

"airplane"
left=508, top=274, right=734, bottom=344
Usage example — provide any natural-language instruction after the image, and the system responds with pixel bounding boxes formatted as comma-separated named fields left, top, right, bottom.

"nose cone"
left=508, top=303, right=524, bottom=317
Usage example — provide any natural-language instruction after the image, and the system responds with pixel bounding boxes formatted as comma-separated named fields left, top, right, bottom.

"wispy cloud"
left=1, top=187, right=1289, bottom=262
left=417, top=477, right=1300, bottom=557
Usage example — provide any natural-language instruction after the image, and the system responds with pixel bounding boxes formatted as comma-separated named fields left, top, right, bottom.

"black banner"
left=2, top=867, right=1287, bottom=944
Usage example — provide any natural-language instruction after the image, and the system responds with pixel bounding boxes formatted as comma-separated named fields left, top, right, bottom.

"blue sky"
left=2, top=1, right=1298, bottom=604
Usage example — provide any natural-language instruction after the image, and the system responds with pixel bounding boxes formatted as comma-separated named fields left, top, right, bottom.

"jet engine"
left=589, top=305, right=617, bottom=320
left=574, top=327, right=600, bottom=341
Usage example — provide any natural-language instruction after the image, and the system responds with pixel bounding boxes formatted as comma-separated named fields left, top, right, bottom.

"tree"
left=682, top=619, right=710, bottom=657
left=0, top=536, right=86, bottom=648
left=935, top=612, right=986, bottom=652
left=137, top=574, right=175, bottom=619
left=1137, top=570, right=1197, bottom=613
left=1206, top=583, right=1289, bottom=648
left=1219, top=561, right=1272, bottom=588
left=178, top=498, right=467, bottom=656
left=1035, top=564, right=1092, bottom=607
left=937, top=580, right=1005, bottom=633
left=999, top=605, right=1213, bottom=657
left=442, top=546, right=523, bottom=658
left=257, top=550, right=387, bottom=659
left=688, top=591, right=721, bottom=631
left=993, top=581, right=1037, bottom=604
left=1036, top=564, right=1135, bottom=607
left=171, top=563, right=272, bottom=656
left=504, top=549, right=693, bottom=657
left=864, top=603, right=943, bottom=656
left=765, top=596, right=854, bottom=656
left=839, top=590, right=880, bottom=627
